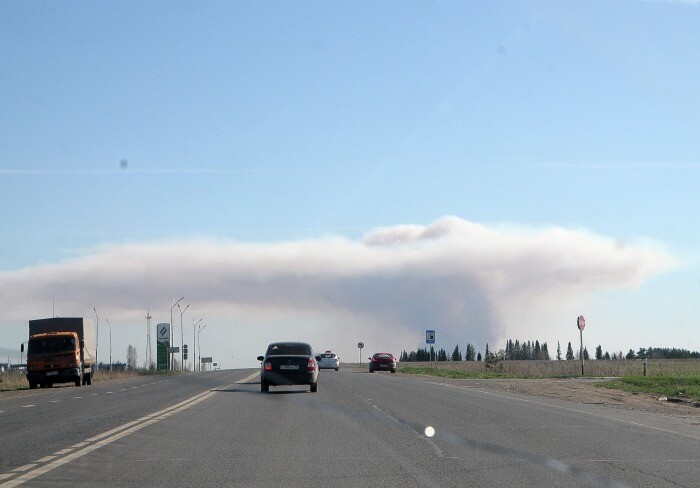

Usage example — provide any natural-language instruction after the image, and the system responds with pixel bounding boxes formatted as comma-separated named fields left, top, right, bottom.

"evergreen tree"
left=541, top=342, right=550, bottom=360
left=604, top=352, right=610, bottom=360
left=557, top=341, right=562, bottom=361
left=477, top=351, right=482, bottom=361
left=566, top=342, right=575, bottom=360
left=437, top=348, right=447, bottom=361
left=465, top=343, right=476, bottom=361
left=450, top=345, right=462, bottom=361
left=485, top=343, right=490, bottom=357
left=626, top=349, right=636, bottom=359
left=534, top=340, right=541, bottom=359
left=583, top=347, right=589, bottom=360
left=595, top=345, right=603, bottom=360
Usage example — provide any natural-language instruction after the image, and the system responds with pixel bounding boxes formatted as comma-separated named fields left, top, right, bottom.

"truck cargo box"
left=28, top=317, right=96, bottom=365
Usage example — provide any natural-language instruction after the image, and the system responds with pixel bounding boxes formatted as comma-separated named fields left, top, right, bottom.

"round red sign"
left=577, top=315, right=585, bottom=331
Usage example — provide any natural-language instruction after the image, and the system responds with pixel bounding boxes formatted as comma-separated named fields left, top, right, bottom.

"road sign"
left=577, top=315, right=586, bottom=331
left=426, top=330, right=436, bottom=344
left=357, top=342, right=364, bottom=349
left=201, top=357, right=213, bottom=363
left=156, top=323, right=170, bottom=371
left=169, top=346, right=179, bottom=353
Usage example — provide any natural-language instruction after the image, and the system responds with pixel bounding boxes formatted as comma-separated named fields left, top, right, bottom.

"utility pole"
left=178, top=303, right=189, bottom=371
left=145, top=309, right=152, bottom=369
left=93, top=308, right=99, bottom=372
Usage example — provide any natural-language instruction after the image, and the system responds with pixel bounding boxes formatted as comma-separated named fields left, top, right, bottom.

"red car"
left=369, top=352, right=397, bottom=373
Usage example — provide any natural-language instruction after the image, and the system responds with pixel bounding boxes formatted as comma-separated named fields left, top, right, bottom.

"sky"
left=1, top=0, right=699, bottom=369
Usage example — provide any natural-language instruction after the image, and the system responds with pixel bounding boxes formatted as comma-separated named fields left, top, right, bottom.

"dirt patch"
left=411, top=376, right=700, bottom=418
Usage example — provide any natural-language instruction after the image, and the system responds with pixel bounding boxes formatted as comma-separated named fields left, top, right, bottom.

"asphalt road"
left=1, top=368, right=698, bottom=487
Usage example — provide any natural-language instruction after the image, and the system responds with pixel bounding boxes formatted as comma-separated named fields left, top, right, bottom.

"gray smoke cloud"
left=0, top=216, right=676, bottom=365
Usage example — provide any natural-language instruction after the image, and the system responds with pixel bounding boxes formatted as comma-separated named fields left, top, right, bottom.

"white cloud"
left=0, top=216, right=676, bottom=366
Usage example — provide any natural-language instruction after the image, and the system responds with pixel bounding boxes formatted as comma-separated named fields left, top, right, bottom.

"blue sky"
left=1, top=1, right=699, bottom=367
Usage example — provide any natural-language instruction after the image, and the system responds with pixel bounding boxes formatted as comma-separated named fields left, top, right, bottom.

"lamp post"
left=193, top=317, right=203, bottom=372
left=93, top=308, right=99, bottom=371
left=170, top=297, right=184, bottom=371
left=178, top=303, right=189, bottom=371
left=105, top=318, right=112, bottom=372
left=197, top=324, right=207, bottom=372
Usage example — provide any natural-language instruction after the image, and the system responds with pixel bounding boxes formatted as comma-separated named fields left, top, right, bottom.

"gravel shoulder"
left=402, top=375, right=700, bottom=419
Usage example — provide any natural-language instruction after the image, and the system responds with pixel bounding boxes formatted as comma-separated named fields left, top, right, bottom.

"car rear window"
left=268, top=344, right=311, bottom=356
left=375, top=353, right=393, bottom=359
left=321, top=353, right=336, bottom=358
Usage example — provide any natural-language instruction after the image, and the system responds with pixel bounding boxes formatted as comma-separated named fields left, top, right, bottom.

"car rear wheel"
left=391, top=369, right=396, bottom=373
left=261, top=380, right=269, bottom=392
left=310, top=382, right=318, bottom=393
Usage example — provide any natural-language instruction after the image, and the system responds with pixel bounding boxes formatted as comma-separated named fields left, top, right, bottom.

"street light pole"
left=193, top=317, right=203, bottom=372
left=178, top=303, right=189, bottom=371
left=170, top=297, right=184, bottom=371
left=105, top=318, right=112, bottom=372
left=197, top=324, right=207, bottom=372
left=93, top=308, right=99, bottom=372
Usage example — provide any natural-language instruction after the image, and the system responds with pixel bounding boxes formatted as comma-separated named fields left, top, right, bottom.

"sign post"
left=357, top=342, right=364, bottom=366
left=426, top=330, right=435, bottom=367
left=577, top=315, right=586, bottom=376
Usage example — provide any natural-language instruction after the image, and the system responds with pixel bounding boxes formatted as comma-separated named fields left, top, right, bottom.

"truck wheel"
left=86, top=373, right=92, bottom=385
left=75, top=377, right=81, bottom=387
left=29, top=382, right=37, bottom=389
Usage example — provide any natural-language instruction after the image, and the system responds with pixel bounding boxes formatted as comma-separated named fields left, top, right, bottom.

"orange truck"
left=24, top=317, right=96, bottom=389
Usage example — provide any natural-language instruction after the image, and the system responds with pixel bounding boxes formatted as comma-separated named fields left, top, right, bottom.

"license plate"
left=279, top=365, right=299, bottom=370
left=47, top=371, right=59, bottom=376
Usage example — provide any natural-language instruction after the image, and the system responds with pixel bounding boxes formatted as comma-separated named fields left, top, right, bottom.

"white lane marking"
left=35, top=457, right=55, bottom=463
left=92, top=394, right=99, bottom=396
left=49, top=400, right=60, bottom=403
left=0, top=475, right=12, bottom=481
left=53, top=449, right=72, bottom=455
left=20, top=405, right=35, bottom=408
left=73, top=397, right=82, bottom=399
left=0, top=388, right=217, bottom=488
left=9, top=466, right=35, bottom=473
left=106, top=391, right=114, bottom=394
left=430, top=381, right=700, bottom=441
left=70, top=442, right=89, bottom=449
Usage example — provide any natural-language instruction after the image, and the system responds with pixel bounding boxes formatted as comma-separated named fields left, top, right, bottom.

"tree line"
left=400, top=339, right=699, bottom=362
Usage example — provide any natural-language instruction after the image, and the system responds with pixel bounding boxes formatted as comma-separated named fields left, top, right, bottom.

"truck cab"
left=26, top=331, right=92, bottom=388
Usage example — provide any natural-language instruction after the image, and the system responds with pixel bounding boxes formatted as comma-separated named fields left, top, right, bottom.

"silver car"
left=318, top=351, right=340, bottom=371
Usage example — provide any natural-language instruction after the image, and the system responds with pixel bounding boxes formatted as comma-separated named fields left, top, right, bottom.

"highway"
left=1, top=368, right=698, bottom=487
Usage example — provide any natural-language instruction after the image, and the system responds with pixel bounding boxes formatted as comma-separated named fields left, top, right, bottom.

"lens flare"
left=424, top=426, right=435, bottom=437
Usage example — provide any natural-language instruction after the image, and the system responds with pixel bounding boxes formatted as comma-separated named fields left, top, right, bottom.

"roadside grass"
left=0, top=368, right=174, bottom=392
left=400, top=366, right=522, bottom=379
left=600, top=374, right=700, bottom=402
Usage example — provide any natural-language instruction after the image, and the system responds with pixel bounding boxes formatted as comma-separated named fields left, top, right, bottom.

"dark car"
left=369, top=352, right=397, bottom=373
left=257, top=342, right=320, bottom=392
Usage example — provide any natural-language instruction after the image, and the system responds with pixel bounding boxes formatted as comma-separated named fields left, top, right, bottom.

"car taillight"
left=264, top=362, right=272, bottom=371
left=371, top=357, right=377, bottom=362
left=307, top=358, right=316, bottom=371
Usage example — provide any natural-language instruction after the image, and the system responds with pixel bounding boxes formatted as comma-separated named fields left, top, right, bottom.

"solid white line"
left=0, top=389, right=217, bottom=488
